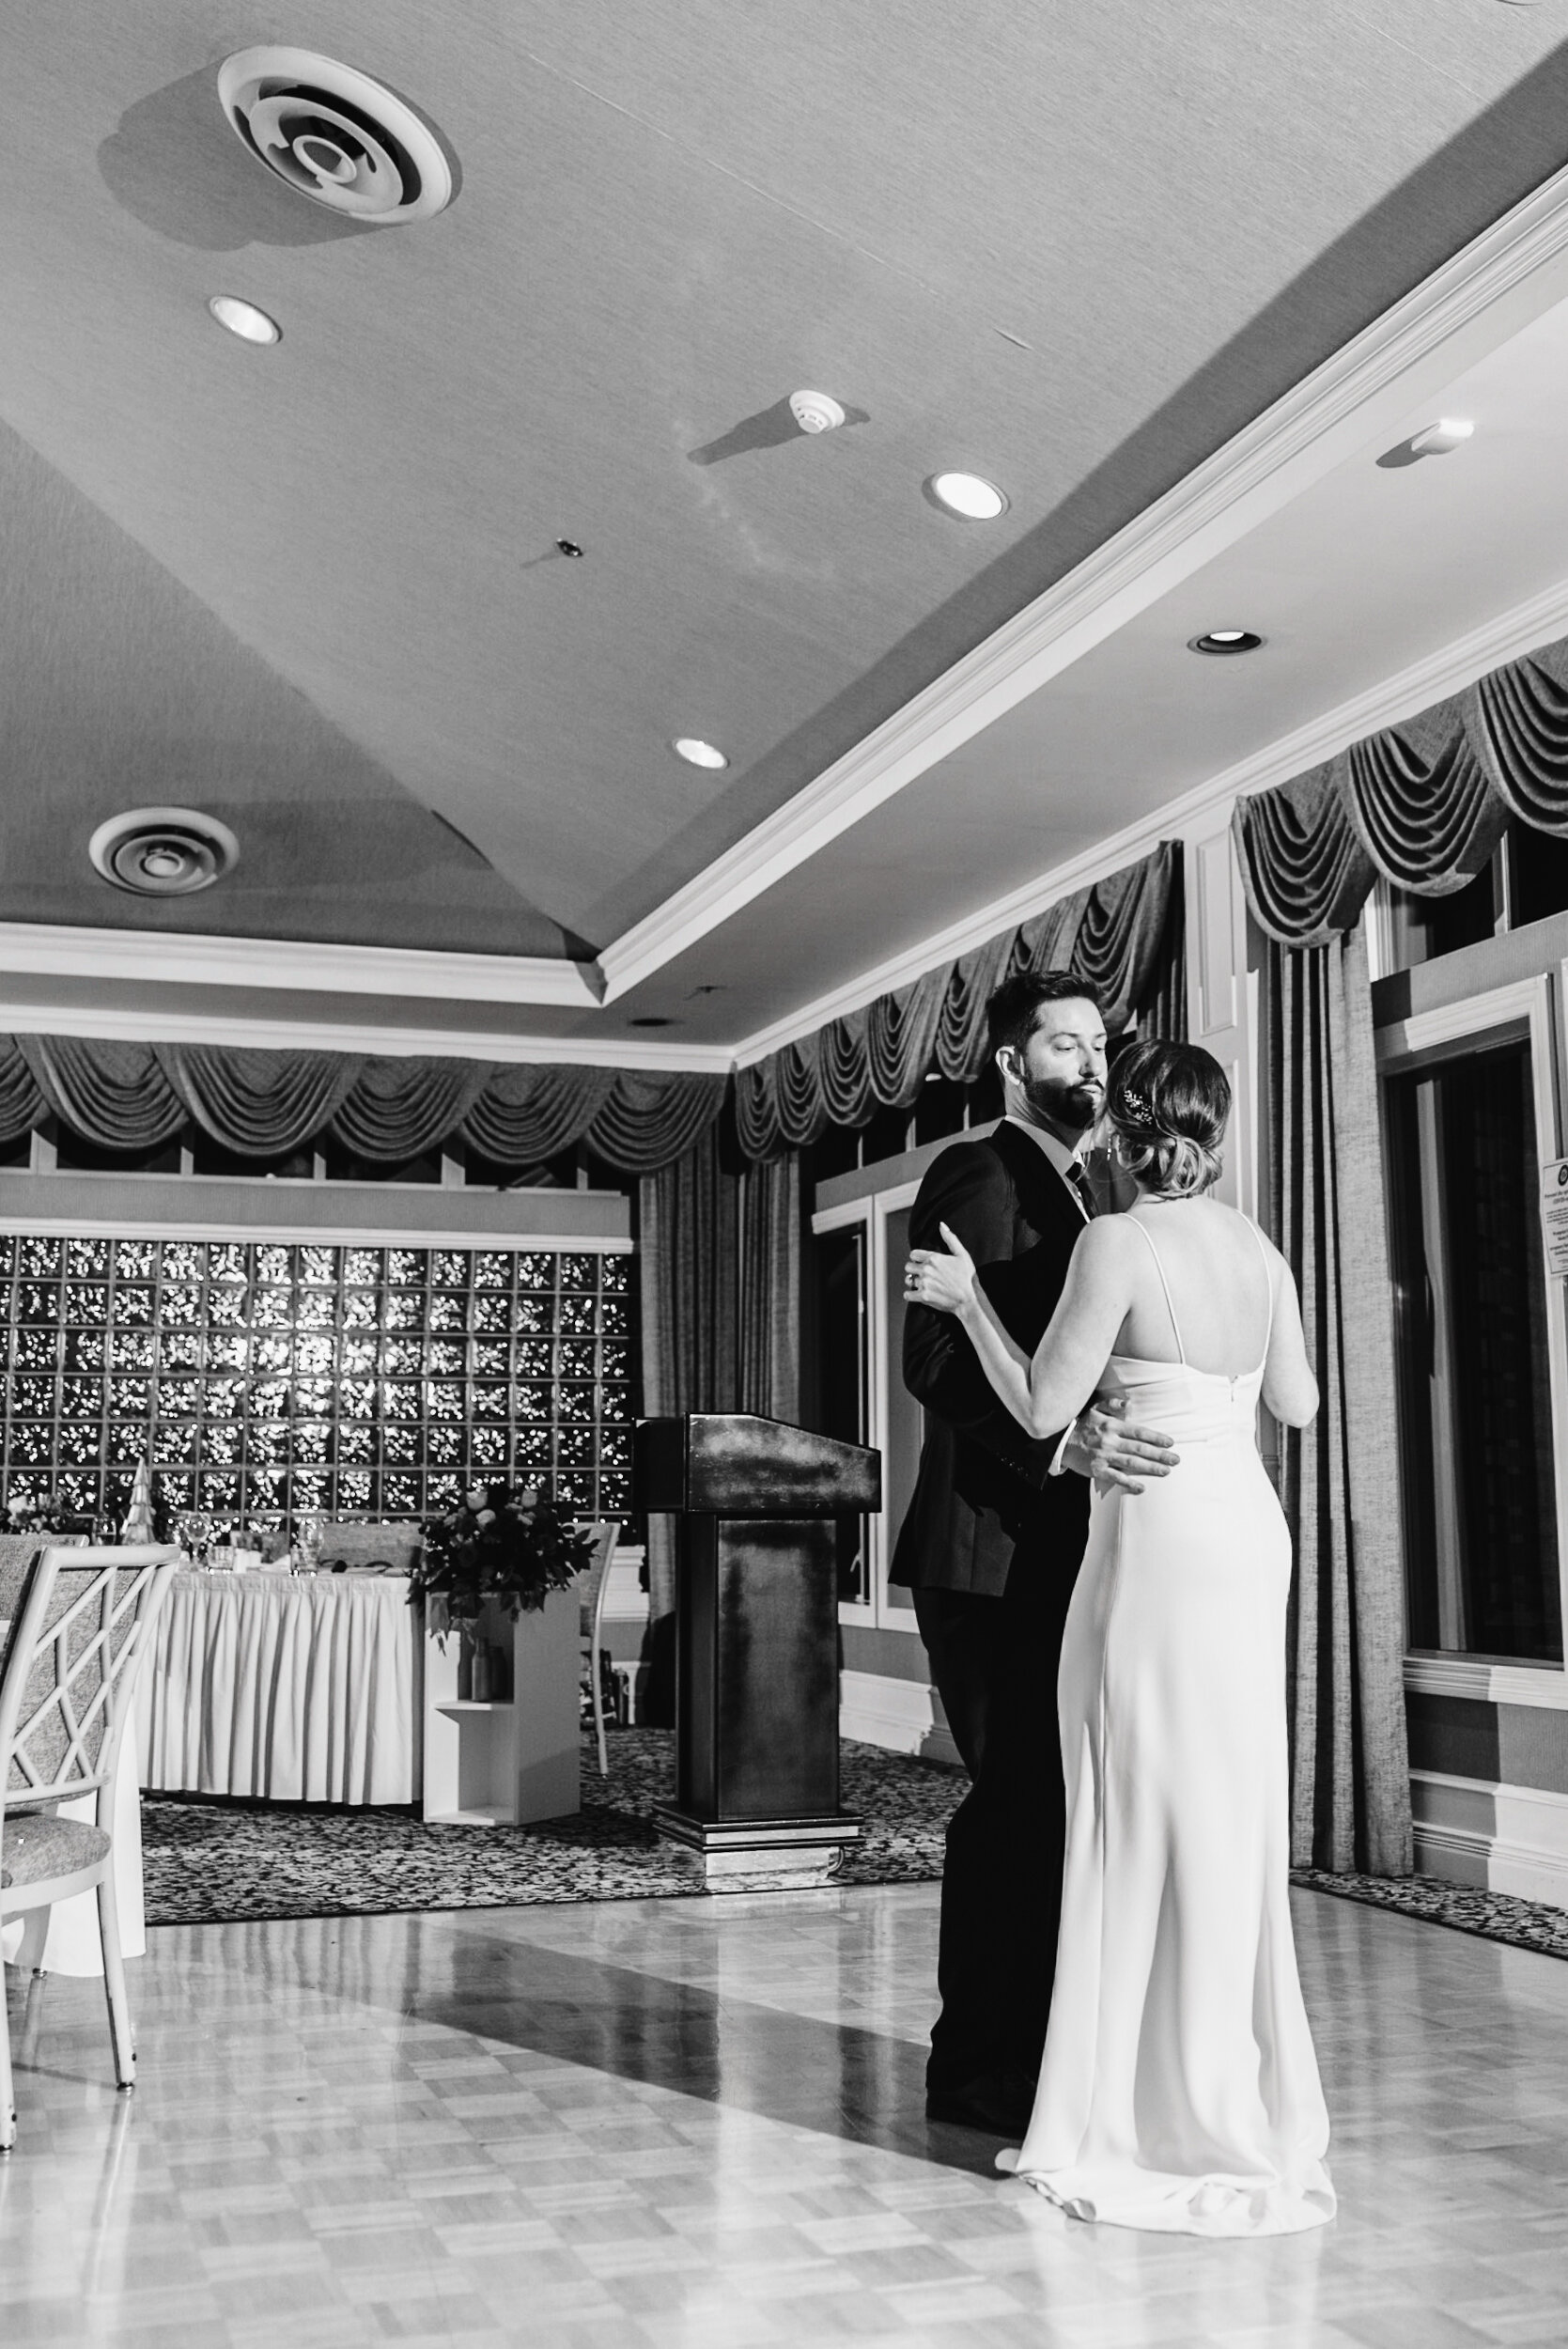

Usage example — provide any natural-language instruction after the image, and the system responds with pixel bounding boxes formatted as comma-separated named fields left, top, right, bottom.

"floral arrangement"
left=409, top=1481, right=592, bottom=1638
left=4, top=1492, right=99, bottom=1539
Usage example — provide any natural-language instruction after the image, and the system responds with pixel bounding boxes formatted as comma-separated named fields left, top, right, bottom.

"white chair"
left=0, top=1544, right=180, bottom=2152
left=577, top=1521, right=620, bottom=1780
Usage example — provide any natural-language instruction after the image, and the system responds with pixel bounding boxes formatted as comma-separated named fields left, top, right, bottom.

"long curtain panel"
left=1264, top=925, right=1411, bottom=1875
left=637, top=1129, right=799, bottom=1664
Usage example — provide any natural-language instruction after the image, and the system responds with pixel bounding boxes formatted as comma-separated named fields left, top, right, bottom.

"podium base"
left=655, top=1805, right=862, bottom=1893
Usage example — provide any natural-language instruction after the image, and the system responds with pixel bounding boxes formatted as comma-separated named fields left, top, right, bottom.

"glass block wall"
left=0, top=1236, right=635, bottom=1527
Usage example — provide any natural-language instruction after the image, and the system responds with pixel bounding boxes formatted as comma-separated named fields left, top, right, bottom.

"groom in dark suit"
left=892, top=970, right=1176, bottom=2135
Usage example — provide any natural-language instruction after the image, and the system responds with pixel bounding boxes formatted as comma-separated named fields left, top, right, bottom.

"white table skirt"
left=139, top=1571, right=419, bottom=1805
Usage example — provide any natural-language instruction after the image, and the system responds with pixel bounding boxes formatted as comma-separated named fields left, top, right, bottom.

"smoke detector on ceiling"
left=216, top=47, right=454, bottom=225
left=789, top=391, right=846, bottom=434
left=88, top=810, right=240, bottom=897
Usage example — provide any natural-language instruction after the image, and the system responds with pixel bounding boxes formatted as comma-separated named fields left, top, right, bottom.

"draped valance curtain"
left=0, top=1036, right=726, bottom=1177
left=735, top=842, right=1184, bottom=1161
left=1233, top=631, right=1568, bottom=944
left=1228, top=628, right=1568, bottom=1881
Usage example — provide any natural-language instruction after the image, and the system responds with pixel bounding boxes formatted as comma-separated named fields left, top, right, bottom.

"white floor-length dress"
left=1000, top=1219, right=1335, bottom=2236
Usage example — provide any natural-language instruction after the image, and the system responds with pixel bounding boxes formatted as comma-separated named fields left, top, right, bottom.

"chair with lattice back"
left=0, top=1544, right=180, bottom=2152
left=577, top=1521, right=619, bottom=1780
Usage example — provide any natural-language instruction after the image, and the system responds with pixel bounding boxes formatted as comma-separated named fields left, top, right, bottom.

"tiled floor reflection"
left=4, top=1884, right=1568, bottom=2345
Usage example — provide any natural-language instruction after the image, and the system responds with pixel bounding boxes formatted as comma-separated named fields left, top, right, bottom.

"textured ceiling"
left=0, top=418, right=584, bottom=954
left=3, top=4, right=1568, bottom=975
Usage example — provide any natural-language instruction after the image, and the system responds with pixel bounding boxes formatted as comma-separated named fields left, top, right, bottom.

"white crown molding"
left=11, top=561, right=1568, bottom=1083
left=600, top=159, right=1568, bottom=1005
left=0, top=994, right=733, bottom=1072
left=0, top=924, right=605, bottom=1008
left=731, top=568, right=1568, bottom=1066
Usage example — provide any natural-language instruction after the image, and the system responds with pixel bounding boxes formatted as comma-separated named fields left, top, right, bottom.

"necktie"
left=1064, top=1160, right=1095, bottom=1221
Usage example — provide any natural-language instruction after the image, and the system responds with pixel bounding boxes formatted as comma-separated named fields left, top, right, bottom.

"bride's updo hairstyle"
left=1105, top=1040, right=1230, bottom=1199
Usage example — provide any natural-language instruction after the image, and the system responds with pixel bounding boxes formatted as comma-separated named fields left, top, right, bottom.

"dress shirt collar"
left=1003, top=1112, right=1088, bottom=1183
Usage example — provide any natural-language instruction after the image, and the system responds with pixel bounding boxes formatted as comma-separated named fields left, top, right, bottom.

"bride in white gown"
left=905, top=1038, right=1334, bottom=2238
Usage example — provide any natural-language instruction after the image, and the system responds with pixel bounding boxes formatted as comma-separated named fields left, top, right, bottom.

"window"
left=810, top=1221, right=871, bottom=1608
left=1380, top=979, right=1567, bottom=1665
left=1377, top=818, right=1568, bottom=973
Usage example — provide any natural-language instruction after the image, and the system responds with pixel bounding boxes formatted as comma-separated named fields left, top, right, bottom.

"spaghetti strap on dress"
left=1123, top=1214, right=1188, bottom=1363
left=997, top=1210, right=1334, bottom=2236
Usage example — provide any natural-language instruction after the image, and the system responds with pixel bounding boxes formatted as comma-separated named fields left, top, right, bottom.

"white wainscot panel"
left=1195, top=828, right=1241, bottom=1038
left=1411, top=1767, right=1568, bottom=1906
left=838, top=1669, right=961, bottom=1772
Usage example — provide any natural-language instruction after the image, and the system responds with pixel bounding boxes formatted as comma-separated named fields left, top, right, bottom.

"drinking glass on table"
left=178, top=1511, right=211, bottom=1566
left=291, top=1516, right=322, bottom=1576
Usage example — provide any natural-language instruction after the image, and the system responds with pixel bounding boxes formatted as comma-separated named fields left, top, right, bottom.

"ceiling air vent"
left=88, top=810, right=240, bottom=898
left=216, top=47, right=454, bottom=225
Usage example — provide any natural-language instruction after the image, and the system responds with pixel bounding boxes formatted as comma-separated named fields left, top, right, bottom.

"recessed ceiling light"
left=929, top=472, right=1008, bottom=521
left=208, top=294, right=281, bottom=345
left=1188, top=629, right=1265, bottom=656
left=1407, top=417, right=1475, bottom=458
left=673, top=738, right=728, bottom=770
left=629, top=1015, right=680, bottom=1028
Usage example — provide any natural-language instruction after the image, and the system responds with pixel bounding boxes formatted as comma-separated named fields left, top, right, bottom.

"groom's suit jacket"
left=890, top=1119, right=1092, bottom=1600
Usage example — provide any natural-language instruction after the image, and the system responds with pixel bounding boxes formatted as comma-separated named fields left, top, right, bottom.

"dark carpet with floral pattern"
left=141, top=1734, right=1568, bottom=1962
left=1291, top=1866, right=1568, bottom=1962
left=141, top=1731, right=961, bottom=1926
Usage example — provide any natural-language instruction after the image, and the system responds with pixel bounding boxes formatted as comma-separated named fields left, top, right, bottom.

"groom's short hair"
left=986, top=970, right=1105, bottom=1062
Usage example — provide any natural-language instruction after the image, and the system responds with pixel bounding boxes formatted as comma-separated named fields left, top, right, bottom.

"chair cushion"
left=1, top=1812, right=110, bottom=1890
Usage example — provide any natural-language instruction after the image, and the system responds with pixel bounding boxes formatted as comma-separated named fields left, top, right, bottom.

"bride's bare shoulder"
left=1201, top=1201, right=1285, bottom=1266
left=1075, top=1212, right=1149, bottom=1266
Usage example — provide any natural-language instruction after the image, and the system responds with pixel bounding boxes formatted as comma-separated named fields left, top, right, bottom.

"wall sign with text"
left=1541, top=1161, right=1568, bottom=1278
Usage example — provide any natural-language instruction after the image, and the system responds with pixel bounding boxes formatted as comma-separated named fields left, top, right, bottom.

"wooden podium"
left=634, top=1413, right=881, bottom=1889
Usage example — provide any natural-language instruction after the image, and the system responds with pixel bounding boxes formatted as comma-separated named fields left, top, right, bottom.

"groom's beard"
left=1019, top=1070, right=1103, bottom=1136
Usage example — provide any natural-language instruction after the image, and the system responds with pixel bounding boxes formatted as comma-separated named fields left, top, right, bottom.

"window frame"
left=1378, top=969, right=1568, bottom=1699
left=811, top=1176, right=928, bottom=1633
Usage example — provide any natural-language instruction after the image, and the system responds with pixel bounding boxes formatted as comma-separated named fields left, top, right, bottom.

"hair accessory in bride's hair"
left=1117, top=1084, right=1160, bottom=1130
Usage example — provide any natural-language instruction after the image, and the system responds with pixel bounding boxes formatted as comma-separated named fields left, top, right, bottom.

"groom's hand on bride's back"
left=1061, top=1396, right=1177, bottom=1494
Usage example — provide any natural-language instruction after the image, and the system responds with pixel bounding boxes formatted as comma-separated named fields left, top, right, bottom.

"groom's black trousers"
left=915, top=1559, right=1076, bottom=2095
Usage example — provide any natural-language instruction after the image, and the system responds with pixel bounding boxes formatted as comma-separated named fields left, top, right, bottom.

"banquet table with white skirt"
left=139, top=1569, right=420, bottom=1805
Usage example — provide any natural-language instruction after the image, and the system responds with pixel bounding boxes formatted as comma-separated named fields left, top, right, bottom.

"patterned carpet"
left=140, top=1731, right=961, bottom=1926
left=1292, top=1866, right=1568, bottom=1963
left=141, top=1735, right=1568, bottom=1962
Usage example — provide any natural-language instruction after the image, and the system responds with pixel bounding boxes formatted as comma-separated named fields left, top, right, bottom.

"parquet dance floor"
left=3, top=1883, right=1566, bottom=2345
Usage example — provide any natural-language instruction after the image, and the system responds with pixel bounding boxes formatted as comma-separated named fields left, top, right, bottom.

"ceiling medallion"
left=217, top=48, right=454, bottom=225
left=88, top=809, right=240, bottom=897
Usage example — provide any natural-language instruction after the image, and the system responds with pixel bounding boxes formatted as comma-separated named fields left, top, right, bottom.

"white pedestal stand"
left=421, top=1587, right=581, bottom=1826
